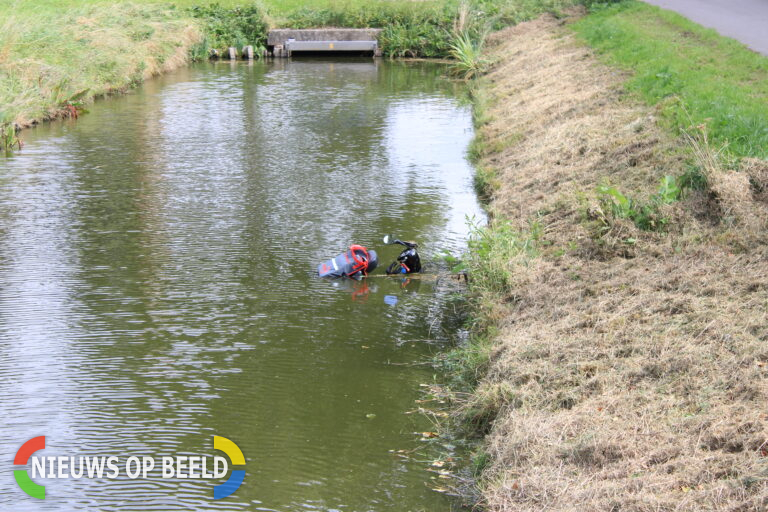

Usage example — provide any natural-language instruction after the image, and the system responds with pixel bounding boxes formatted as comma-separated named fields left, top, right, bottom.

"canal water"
left=0, top=59, right=483, bottom=511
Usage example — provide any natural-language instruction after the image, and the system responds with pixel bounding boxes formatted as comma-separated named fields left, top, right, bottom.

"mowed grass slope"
left=453, top=7, right=768, bottom=512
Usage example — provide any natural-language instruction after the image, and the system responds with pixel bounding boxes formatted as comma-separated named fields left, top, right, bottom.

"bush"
left=189, top=3, right=269, bottom=53
left=281, top=2, right=459, bottom=58
left=188, top=0, right=591, bottom=60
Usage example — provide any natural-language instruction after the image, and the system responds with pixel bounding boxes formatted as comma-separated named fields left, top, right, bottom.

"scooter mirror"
left=383, top=235, right=392, bottom=245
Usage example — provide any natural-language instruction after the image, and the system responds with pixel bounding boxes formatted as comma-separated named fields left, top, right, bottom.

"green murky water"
left=0, top=59, right=482, bottom=511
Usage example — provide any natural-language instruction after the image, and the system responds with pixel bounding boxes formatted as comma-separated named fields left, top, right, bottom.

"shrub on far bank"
left=188, top=3, right=269, bottom=54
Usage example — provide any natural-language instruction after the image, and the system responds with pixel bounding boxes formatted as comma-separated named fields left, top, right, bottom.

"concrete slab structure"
left=267, top=28, right=382, bottom=57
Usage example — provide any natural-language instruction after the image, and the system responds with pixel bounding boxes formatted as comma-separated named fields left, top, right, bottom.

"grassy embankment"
left=448, top=1, right=768, bottom=510
left=0, top=2, right=202, bottom=147
left=0, top=0, right=583, bottom=151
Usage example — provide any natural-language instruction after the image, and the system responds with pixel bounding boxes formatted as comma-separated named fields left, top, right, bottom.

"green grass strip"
left=573, top=0, right=768, bottom=159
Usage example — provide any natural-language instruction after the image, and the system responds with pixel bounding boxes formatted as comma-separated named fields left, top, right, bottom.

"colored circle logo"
left=14, top=436, right=46, bottom=499
left=212, top=436, right=246, bottom=499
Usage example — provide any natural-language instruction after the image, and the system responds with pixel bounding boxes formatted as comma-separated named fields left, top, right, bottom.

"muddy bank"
left=462, top=14, right=768, bottom=511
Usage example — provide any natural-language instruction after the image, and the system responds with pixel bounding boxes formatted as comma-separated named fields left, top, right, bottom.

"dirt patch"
left=469, top=14, right=768, bottom=512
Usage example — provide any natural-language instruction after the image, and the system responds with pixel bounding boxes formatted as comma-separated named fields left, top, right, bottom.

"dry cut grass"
left=467, top=13, right=768, bottom=512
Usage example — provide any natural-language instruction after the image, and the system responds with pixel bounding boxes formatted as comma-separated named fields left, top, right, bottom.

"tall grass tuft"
left=682, top=123, right=728, bottom=186
left=465, top=218, right=539, bottom=294
left=449, top=30, right=488, bottom=79
left=2, top=122, right=22, bottom=154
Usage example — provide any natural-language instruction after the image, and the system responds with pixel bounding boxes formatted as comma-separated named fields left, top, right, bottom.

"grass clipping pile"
left=468, top=15, right=768, bottom=512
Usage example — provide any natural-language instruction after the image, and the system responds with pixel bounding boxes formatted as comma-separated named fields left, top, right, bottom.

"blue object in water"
left=384, top=295, right=398, bottom=306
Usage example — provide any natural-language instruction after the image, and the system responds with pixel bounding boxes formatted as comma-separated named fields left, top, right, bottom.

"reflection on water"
left=0, top=58, right=483, bottom=511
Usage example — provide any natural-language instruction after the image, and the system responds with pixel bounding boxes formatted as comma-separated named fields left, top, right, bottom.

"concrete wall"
left=267, top=29, right=382, bottom=47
